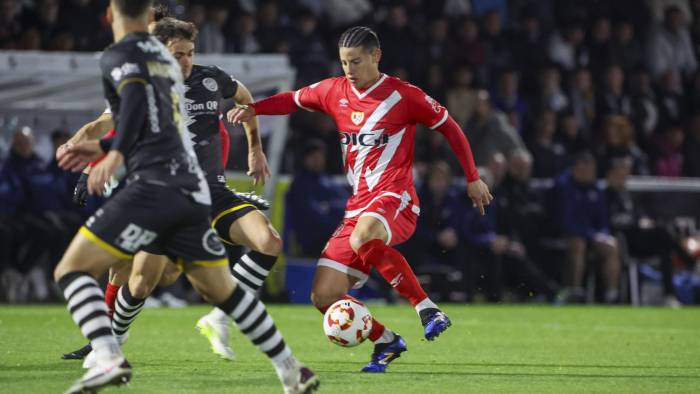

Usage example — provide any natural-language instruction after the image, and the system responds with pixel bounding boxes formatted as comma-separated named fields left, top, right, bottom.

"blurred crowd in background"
left=1, top=0, right=700, bottom=305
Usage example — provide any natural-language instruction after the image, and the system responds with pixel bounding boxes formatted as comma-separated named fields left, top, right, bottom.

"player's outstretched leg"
left=357, top=239, right=451, bottom=340
left=216, top=285, right=319, bottom=393
left=57, top=272, right=131, bottom=394
left=197, top=209, right=282, bottom=360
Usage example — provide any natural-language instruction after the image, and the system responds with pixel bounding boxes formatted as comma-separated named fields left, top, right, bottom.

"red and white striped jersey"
left=294, top=74, right=449, bottom=217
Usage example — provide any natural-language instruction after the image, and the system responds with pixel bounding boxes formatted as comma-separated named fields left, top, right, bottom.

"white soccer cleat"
left=83, top=334, right=128, bottom=369
left=65, top=356, right=131, bottom=394
left=281, top=364, right=320, bottom=394
left=196, top=313, right=235, bottom=361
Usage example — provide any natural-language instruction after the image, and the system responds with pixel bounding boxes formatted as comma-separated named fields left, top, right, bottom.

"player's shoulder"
left=192, top=64, right=226, bottom=78
left=306, top=76, right=346, bottom=90
left=385, top=75, right=425, bottom=95
left=101, top=34, right=154, bottom=69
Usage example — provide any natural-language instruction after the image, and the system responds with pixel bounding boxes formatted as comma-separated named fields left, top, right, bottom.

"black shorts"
left=80, top=180, right=227, bottom=268
left=209, top=182, right=257, bottom=245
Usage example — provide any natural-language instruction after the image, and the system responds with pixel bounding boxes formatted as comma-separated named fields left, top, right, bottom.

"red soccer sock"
left=104, top=282, right=120, bottom=318
left=358, top=239, right=427, bottom=306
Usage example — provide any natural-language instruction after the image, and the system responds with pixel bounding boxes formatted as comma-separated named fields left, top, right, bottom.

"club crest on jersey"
left=203, top=77, right=218, bottom=91
left=351, top=111, right=365, bottom=125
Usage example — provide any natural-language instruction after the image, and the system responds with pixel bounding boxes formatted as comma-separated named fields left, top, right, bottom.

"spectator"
left=548, top=22, right=589, bottom=71
left=509, top=9, right=548, bottom=95
left=422, top=18, right=451, bottom=68
left=376, top=5, right=417, bottom=79
left=255, top=0, right=287, bottom=53
left=558, top=111, right=589, bottom=154
left=628, top=68, right=660, bottom=143
left=611, top=20, right=646, bottom=70
left=451, top=17, right=487, bottom=83
left=597, top=115, right=650, bottom=176
left=683, top=113, right=700, bottom=177
left=648, top=5, right=698, bottom=81
left=605, top=157, right=693, bottom=307
left=481, top=9, right=513, bottom=80
left=446, top=65, right=477, bottom=128
left=408, top=161, right=470, bottom=301
left=568, top=68, right=596, bottom=138
left=587, top=17, right=614, bottom=75
left=491, top=69, right=527, bottom=134
left=555, top=152, right=620, bottom=304
left=654, top=124, right=685, bottom=177
left=197, top=5, right=227, bottom=53
left=287, top=9, right=329, bottom=87
left=528, top=110, right=568, bottom=178
left=656, top=70, right=685, bottom=131
left=229, top=12, right=261, bottom=54
left=462, top=152, right=557, bottom=301
left=498, top=148, right=549, bottom=260
left=596, top=65, right=632, bottom=121
left=321, top=0, right=372, bottom=28
left=285, top=140, right=348, bottom=257
left=538, top=66, right=569, bottom=113
left=464, top=90, right=525, bottom=166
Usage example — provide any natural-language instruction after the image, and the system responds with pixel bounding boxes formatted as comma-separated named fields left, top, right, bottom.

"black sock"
left=231, top=251, right=277, bottom=293
left=112, top=284, right=145, bottom=337
left=218, top=284, right=291, bottom=363
left=58, top=272, right=119, bottom=354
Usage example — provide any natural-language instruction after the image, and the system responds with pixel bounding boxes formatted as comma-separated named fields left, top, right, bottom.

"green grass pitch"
left=1, top=304, right=699, bottom=393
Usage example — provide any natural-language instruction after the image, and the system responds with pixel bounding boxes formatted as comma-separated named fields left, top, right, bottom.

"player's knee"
left=349, top=232, right=374, bottom=254
left=254, top=229, right=282, bottom=256
left=129, top=274, right=157, bottom=299
left=310, top=289, right=344, bottom=311
left=158, top=269, right=181, bottom=288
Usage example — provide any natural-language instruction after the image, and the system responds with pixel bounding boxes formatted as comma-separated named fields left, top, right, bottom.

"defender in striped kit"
left=61, top=15, right=286, bottom=365
left=54, top=1, right=318, bottom=393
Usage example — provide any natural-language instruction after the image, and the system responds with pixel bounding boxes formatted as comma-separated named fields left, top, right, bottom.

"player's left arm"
left=407, top=85, right=493, bottom=215
left=228, top=81, right=270, bottom=185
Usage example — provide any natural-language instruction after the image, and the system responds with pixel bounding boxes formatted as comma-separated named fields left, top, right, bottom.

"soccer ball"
left=323, top=298, right=373, bottom=347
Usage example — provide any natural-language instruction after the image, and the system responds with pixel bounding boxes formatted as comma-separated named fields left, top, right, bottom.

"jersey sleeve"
left=100, top=49, right=150, bottom=97
left=215, top=66, right=239, bottom=99
left=292, top=78, right=336, bottom=113
left=404, top=84, right=449, bottom=130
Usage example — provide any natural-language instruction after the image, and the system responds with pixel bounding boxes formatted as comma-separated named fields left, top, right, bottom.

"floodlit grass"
left=1, top=304, right=699, bottom=393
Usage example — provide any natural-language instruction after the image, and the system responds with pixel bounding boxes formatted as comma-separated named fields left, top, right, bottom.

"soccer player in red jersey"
left=230, top=26, right=493, bottom=372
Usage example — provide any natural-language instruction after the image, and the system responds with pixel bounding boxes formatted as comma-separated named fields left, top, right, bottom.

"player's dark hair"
left=153, top=3, right=171, bottom=22
left=111, top=0, right=153, bottom=18
left=338, top=26, right=380, bottom=52
left=152, top=17, right=198, bottom=44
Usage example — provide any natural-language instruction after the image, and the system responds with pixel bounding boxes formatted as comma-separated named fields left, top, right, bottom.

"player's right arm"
left=228, top=78, right=337, bottom=123
left=56, top=111, right=114, bottom=161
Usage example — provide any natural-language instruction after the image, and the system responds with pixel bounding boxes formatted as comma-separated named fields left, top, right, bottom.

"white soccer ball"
left=323, top=298, right=373, bottom=347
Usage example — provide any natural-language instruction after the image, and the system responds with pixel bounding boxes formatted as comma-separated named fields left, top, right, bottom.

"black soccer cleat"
left=62, top=343, right=93, bottom=360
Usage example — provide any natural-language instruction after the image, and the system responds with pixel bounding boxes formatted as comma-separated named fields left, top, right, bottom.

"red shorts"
left=318, top=192, right=419, bottom=288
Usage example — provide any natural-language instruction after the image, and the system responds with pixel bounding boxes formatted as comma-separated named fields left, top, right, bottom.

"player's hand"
left=73, top=172, right=89, bottom=207
left=467, top=179, right=493, bottom=216
left=57, top=141, right=105, bottom=172
left=87, top=151, right=123, bottom=196
left=248, top=148, right=271, bottom=185
left=227, top=103, right=256, bottom=125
